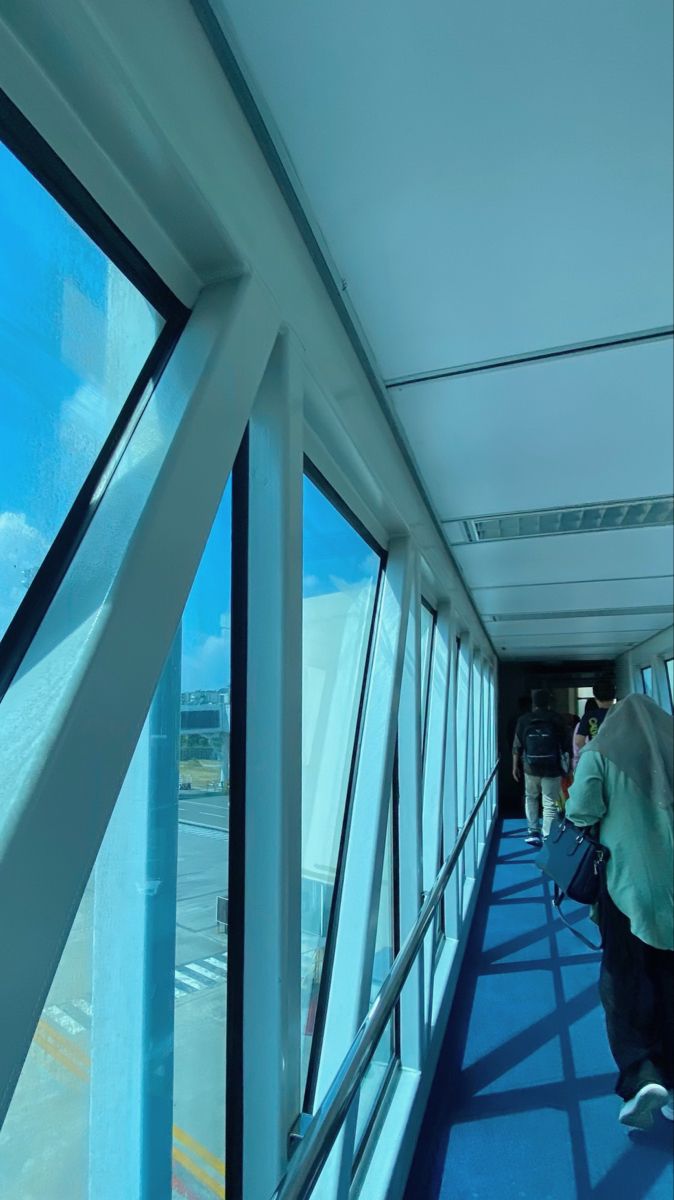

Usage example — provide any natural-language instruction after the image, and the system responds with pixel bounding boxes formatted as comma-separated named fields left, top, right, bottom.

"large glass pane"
left=472, top=660, right=483, bottom=793
left=0, top=139, right=163, bottom=643
left=419, top=603, right=434, bottom=749
left=354, top=809, right=395, bottom=1152
left=173, top=481, right=231, bottom=1198
left=666, top=659, right=674, bottom=710
left=456, top=641, right=471, bottom=824
left=301, top=476, right=381, bottom=1090
left=0, top=482, right=231, bottom=1200
left=641, top=666, right=653, bottom=697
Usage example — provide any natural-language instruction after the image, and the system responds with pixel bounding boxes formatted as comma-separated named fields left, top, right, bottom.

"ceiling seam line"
left=386, top=326, right=674, bottom=388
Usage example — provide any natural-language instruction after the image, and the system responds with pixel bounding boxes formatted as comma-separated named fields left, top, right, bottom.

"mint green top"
left=566, top=750, right=674, bottom=950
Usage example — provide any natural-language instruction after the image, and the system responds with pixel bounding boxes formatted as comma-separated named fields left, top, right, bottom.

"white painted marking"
left=175, top=987, right=187, bottom=999
left=72, top=999, right=92, bottom=1018
left=174, top=971, right=202, bottom=991
left=205, top=957, right=228, bottom=972
left=187, top=962, right=221, bottom=982
left=46, top=1006, right=85, bottom=1035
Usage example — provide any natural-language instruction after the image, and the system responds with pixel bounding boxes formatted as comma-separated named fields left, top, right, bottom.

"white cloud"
left=182, top=611, right=231, bottom=691
left=0, top=512, right=48, bottom=639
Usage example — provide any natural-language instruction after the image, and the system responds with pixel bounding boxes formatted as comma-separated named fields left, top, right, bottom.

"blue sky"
left=181, top=476, right=380, bottom=692
left=1, top=137, right=380, bottom=689
left=0, top=140, right=158, bottom=640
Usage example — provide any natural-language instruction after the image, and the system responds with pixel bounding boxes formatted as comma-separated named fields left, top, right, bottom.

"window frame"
left=665, top=657, right=674, bottom=711
left=301, top=461, right=386, bottom=1114
left=640, top=665, right=654, bottom=697
left=0, top=90, right=189, bottom=701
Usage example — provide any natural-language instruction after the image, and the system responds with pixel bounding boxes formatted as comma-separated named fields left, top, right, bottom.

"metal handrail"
left=271, top=759, right=500, bottom=1200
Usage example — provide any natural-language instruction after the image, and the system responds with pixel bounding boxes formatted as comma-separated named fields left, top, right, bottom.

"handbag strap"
left=552, top=884, right=602, bottom=952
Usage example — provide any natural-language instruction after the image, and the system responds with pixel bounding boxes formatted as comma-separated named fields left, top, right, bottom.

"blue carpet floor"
left=405, top=819, right=674, bottom=1200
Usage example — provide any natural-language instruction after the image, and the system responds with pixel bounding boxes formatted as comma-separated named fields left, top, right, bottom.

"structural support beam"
left=242, top=334, right=305, bottom=1200
left=88, top=633, right=181, bottom=1200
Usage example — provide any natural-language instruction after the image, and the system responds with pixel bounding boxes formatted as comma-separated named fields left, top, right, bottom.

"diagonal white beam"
left=0, top=275, right=279, bottom=1122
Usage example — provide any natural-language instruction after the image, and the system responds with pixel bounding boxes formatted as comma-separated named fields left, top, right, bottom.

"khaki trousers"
left=524, top=773, right=561, bottom=838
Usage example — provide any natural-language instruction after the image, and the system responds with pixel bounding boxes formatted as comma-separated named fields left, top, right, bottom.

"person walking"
left=513, top=688, right=572, bottom=847
left=566, top=694, right=674, bottom=1129
left=572, top=697, right=599, bottom=770
left=574, top=674, right=616, bottom=756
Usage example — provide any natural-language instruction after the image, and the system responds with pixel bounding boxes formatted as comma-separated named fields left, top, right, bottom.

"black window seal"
left=0, top=89, right=185, bottom=320
left=303, top=456, right=384, bottom=559
left=0, top=92, right=189, bottom=702
left=226, top=432, right=249, bottom=1200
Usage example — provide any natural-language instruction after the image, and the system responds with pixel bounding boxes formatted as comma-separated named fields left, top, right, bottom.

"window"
left=641, top=666, right=654, bottom=697
left=576, top=685, right=595, bottom=719
left=666, top=659, right=674, bottom=711
left=456, top=640, right=471, bottom=824
left=472, top=659, right=483, bottom=794
left=353, top=805, right=396, bottom=1160
left=0, top=481, right=232, bottom=1200
left=420, top=602, right=435, bottom=750
left=0, top=108, right=182, bottom=682
left=301, top=474, right=382, bottom=1093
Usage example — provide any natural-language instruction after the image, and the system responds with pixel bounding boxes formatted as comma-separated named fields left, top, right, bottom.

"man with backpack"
left=512, top=688, right=573, bottom=847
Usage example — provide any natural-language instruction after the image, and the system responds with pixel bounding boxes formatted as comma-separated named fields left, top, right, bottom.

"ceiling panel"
left=220, top=0, right=673, bottom=378
left=490, top=614, right=670, bottom=636
left=498, top=652, right=618, bottom=662
left=214, top=0, right=673, bottom=663
left=496, top=630, right=641, bottom=646
left=453, top=525, right=674, bottom=589
left=391, top=339, right=673, bottom=519
left=474, top=576, right=674, bottom=618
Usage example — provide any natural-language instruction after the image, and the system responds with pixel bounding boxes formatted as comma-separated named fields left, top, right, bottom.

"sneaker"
left=525, top=833, right=543, bottom=847
left=619, top=1083, right=669, bottom=1129
left=662, top=1092, right=674, bottom=1121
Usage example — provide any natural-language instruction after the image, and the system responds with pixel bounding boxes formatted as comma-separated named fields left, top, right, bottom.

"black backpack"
left=524, top=718, right=561, bottom=776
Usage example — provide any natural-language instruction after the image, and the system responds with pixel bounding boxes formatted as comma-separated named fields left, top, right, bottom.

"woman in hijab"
left=566, top=694, right=673, bottom=1129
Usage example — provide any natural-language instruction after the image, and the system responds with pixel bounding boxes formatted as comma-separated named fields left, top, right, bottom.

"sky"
left=1, top=136, right=381, bottom=690
left=181, top=476, right=381, bottom=692
left=0, top=139, right=159, bottom=641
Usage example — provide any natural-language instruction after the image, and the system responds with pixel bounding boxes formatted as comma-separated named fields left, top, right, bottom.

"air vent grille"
left=455, top=497, right=674, bottom=544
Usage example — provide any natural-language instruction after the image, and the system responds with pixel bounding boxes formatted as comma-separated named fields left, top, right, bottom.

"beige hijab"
left=587, top=693, right=673, bottom=810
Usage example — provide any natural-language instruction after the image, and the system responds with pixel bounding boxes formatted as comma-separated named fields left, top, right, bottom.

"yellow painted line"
left=32, top=1018, right=226, bottom=1193
left=173, top=1145, right=225, bottom=1198
left=34, top=1030, right=88, bottom=1081
left=173, top=1125, right=225, bottom=1176
left=38, top=1019, right=90, bottom=1067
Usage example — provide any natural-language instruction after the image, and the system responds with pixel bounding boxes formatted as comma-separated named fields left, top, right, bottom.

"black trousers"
left=597, top=890, right=674, bottom=1100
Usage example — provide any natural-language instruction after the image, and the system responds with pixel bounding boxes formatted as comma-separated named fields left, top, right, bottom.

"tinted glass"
left=641, top=666, right=653, bottom=697
left=420, top=604, right=434, bottom=748
left=354, top=808, right=395, bottom=1150
left=301, top=476, right=381, bottom=1091
left=0, top=483, right=231, bottom=1200
left=666, top=659, right=674, bottom=710
left=0, top=140, right=162, bottom=644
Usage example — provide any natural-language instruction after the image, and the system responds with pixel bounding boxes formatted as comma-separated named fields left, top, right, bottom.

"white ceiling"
left=215, top=0, right=674, bottom=660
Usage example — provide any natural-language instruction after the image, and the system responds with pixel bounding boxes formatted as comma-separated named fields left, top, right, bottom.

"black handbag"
left=534, top=816, right=610, bottom=950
